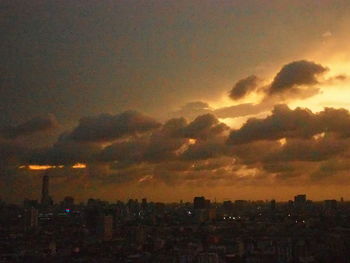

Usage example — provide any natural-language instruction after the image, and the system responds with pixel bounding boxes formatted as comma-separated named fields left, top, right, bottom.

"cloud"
left=175, top=101, right=271, bottom=121
left=26, top=136, right=101, bottom=166
left=268, top=60, right=327, bottom=96
left=181, top=113, right=229, bottom=140
left=181, top=137, right=229, bottom=160
left=98, top=139, right=147, bottom=163
left=98, top=118, right=188, bottom=164
left=69, top=110, right=161, bottom=142
left=228, top=104, right=319, bottom=144
left=6, top=103, right=350, bottom=196
left=228, top=104, right=350, bottom=145
left=173, top=101, right=213, bottom=120
left=1, top=114, right=58, bottom=139
left=0, top=140, right=25, bottom=164
left=214, top=102, right=271, bottom=119
left=265, top=137, right=347, bottom=163
left=229, top=75, right=259, bottom=100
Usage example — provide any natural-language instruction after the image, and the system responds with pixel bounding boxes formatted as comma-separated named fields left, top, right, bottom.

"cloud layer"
left=1, top=59, right=350, bottom=202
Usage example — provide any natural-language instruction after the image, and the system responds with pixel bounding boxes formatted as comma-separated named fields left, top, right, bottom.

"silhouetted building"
left=235, top=200, right=248, bottom=209
left=194, top=196, right=210, bottom=210
left=324, top=199, right=337, bottom=210
left=223, top=200, right=233, bottom=211
left=270, top=199, right=276, bottom=211
left=41, top=174, right=52, bottom=207
left=141, top=198, right=147, bottom=210
left=85, top=206, right=102, bottom=235
left=24, top=207, right=38, bottom=230
left=98, top=215, right=113, bottom=241
left=294, top=194, right=306, bottom=209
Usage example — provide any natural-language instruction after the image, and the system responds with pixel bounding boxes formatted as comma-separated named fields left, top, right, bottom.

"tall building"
left=294, top=194, right=306, bottom=209
left=194, top=196, right=210, bottom=210
left=141, top=198, right=148, bottom=210
left=98, top=215, right=114, bottom=241
left=41, top=173, right=51, bottom=206
left=270, top=199, right=276, bottom=211
left=24, top=207, right=38, bottom=231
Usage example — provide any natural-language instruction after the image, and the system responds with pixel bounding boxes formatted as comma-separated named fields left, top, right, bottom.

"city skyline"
left=2, top=1, right=350, bottom=203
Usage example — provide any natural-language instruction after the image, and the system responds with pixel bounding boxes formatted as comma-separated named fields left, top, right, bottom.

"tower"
left=41, top=173, right=51, bottom=206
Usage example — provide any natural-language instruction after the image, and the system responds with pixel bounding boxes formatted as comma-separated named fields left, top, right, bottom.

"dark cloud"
left=215, top=60, right=330, bottom=122
left=5, top=103, right=350, bottom=193
left=181, top=114, right=229, bottom=140
left=228, top=104, right=319, bottom=144
left=268, top=60, right=327, bottom=95
left=69, top=111, right=161, bottom=142
left=144, top=132, right=186, bottom=162
left=27, top=138, right=101, bottom=166
left=98, top=118, right=188, bottom=164
left=181, top=138, right=229, bottom=160
left=0, top=141, right=26, bottom=166
left=227, top=104, right=350, bottom=145
left=319, top=107, right=350, bottom=137
left=1, top=114, right=58, bottom=139
left=232, top=140, right=281, bottom=165
left=98, top=139, right=147, bottom=163
left=161, top=117, right=188, bottom=137
left=310, top=159, right=350, bottom=181
left=265, top=137, right=347, bottom=163
left=229, top=75, right=259, bottom=100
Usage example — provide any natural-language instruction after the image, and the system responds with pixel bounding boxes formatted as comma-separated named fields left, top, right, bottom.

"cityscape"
left=2, top=1, right=350, bottom=262
left=1, top=173, right=350, bottom=262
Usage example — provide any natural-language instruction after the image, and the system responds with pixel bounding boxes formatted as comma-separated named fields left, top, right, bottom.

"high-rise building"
left=98, top=215, right=113, bottom=241
left=294, top=194, right=306, bottom=203
left=194, top=196, right=210, bottom=210
left=294, top=194, right=306, bottom=209
left=24, top=207, right=38, bottom=230
left=41, top=173, right=51, bottom=206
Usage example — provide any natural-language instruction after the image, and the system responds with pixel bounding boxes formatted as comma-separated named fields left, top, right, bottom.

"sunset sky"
left=2, top=0, right=350, bottom=203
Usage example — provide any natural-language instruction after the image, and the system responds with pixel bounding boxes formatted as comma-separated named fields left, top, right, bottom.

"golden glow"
left=188, top=138, right=197, bottom=145
left=279, top=138, right=287, bottom=146
left=21, top=163, right=87, bottom=170
left=72, top=163, right=86, bottom=169
left=293, top=45, right=350, bottom=112
left=313, top=132, right=325, bottom=140
left=27, top=165, right=55, bottom=170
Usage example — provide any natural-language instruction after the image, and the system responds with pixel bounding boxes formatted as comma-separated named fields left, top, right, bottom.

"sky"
left=2, top=0, right=350, bottom=203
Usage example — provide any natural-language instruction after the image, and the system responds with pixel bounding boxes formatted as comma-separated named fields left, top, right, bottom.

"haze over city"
left=2, top=0, right=350, bottom=203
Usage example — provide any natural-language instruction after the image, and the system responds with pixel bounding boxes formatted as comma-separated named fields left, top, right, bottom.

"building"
left=270, top=199, right=276, bottom=211
left=41, top=174, right=52, bottom=207
left=294, top=194, right=306, bottom=209
left=24, top=207, right=38, bottom=230
left=324, top=199, right=337, bottom=210
left=194, top=196, right=210, bottom=210
left=98, top=215, right=114, bottom=241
